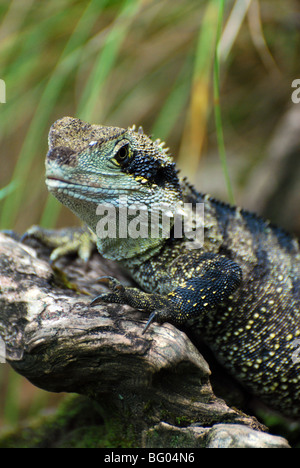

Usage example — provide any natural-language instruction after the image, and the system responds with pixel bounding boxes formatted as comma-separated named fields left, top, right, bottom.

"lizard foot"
left=90, top=276, right=177, bottom=332
left=21, top=226, right=96, bottom=265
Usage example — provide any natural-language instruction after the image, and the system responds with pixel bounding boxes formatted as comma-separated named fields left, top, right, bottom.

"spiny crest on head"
left=128, top=125, right=173, bottom=166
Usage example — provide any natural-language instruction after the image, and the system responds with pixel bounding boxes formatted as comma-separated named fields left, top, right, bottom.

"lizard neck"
left=96, top=236, right=165, bottom=264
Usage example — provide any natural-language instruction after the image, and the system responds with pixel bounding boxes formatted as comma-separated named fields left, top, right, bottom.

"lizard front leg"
left=91, top=254, right=242, bottom=333
left=90, top=276, right=176, bottom=333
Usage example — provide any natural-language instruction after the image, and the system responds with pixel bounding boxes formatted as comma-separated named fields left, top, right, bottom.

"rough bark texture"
left=0, top=231, right=290, bottom=448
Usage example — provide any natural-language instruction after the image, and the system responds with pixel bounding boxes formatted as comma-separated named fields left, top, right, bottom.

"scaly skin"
left=42, top=116, right=300, bottom=418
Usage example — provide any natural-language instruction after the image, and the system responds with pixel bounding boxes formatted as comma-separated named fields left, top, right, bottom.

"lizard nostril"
left=47, top=146, right=77, bottom=165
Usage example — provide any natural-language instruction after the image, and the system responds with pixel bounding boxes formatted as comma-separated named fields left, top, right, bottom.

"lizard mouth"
left=46, top=176, right=104, bottom=193
left=46, top=176, right=70, bottom=183
left=46, top=176, right=137, bottom=204
left=46, top=177, right=108, bottom=205
left=46, top=176, right=102, bottom=189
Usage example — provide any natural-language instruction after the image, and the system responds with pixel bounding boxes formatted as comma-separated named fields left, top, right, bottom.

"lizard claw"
left=20, top=232, right=30, bottom=243
left=96, top=276, right=125, bottom=292
left=142, top=311, right=157, bottom=334
left=90, top=276, right=126, bottom=306
left=90, top=293, right=110, bottom=306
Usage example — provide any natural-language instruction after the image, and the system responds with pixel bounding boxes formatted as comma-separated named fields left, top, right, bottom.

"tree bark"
left=0, top=231, right=290, bottom=448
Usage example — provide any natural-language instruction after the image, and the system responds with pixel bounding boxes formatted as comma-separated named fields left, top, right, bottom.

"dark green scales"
left=41, top=117, right=300, bottom=419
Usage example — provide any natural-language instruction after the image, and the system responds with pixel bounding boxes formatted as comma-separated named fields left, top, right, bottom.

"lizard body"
left=43, top=116, right=300, bottom=418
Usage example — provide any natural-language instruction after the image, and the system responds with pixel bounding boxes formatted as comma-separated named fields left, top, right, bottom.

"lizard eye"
left=114, top=142, right=130, bottom=165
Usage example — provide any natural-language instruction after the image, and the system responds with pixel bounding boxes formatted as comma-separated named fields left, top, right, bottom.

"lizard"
left=27, top=116, right=300, bottom=419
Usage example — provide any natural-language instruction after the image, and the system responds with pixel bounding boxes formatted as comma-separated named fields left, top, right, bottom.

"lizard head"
left=46, top=117, right=184, bottom=260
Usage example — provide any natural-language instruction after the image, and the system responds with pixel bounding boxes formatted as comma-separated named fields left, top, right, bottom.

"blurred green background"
left=0, top=0, right=300, bottom=435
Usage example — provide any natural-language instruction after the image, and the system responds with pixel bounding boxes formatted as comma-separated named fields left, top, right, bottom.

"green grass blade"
left=177, top=0, right=220, bottom=179
left=214, top=0, right=235, bottom=205
left=219, top=0, right=252, bottom=62
left=77, top=0, right=141, bottom=122
left=151, top=57, right=192, bottom=141
left=0, top=181, right=18, bottom=201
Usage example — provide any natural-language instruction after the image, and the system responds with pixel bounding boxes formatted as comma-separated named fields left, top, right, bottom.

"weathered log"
left=0, top=231, right=290, bottom=448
